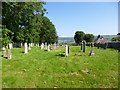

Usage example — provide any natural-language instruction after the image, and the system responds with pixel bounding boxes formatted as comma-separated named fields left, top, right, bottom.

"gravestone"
left=68, top=46, right=70, bottom=54
left=47, top=44, right=50, bottom=51
left=41, top=43, right=44, bottom=49
left=89, top=42, right=95, bottom=56
left=65, top=45, right=68, bottom=57
left=83, top=40, right=86, bottom=52
left=24, top=43, right=28, bottom=53
left=8, top=49, right=12, bottom=59
left=3, top=48, right=7, bottom=57
left=28, top=43, right=31, bottom=50
left=53, top=43, right=56, bottom=51
left=104, top=42, right=108, bottom=49
left=45, top=42, right=47, bottom=49
left=81, top=41, right=83, bottom=50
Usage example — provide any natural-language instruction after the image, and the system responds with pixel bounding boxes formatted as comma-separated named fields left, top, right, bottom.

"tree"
left=74, top=31, right=85, bottom=45
left=83, top=34, right=94, bottom=42
left=111, top=37, right=120, bottom=41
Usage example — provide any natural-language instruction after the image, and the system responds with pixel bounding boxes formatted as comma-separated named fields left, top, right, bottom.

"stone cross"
left=47, top=44, right=50, bottom=51
left=83, top=40, right=86, bottom=52
left=8, top=49, right=12, bottom=59
left=65, top=45, right=68, bottom=57
left=24, top=43, right=28, bottom=53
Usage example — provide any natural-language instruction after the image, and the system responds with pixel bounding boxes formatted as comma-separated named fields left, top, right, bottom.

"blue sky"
left=44, top=2, right=118, bottom=37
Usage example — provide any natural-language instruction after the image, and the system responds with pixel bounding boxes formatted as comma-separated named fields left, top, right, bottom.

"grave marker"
left=41, top=43, right=44, bottom=49
left=24, top=43, right=28, bottom=53
left=83, top=40, right=86, bottom=52
left=65, top=45, right=68, bottom=56
left=89, top=42, right=95, bottom=56
left=47, top=44, right=50, bottom=51
left=8, top=49, right=12, bottom=59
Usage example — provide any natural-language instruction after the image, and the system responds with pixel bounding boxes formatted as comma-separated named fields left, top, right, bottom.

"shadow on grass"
left=44, top=50, right=48, bottom=51
left=56, top=53, right=65, bottom=57
left=1, top=55, right=8, bottom=59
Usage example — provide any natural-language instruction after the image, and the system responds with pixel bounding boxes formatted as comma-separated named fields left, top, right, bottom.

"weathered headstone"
left=45, top=42, right=47, bottom=49
left=89, top=42, right=95, bottom=56
left=41, top=43, right=44, bottom=49
left=24, top=43, right=28, bottom=53
left=83, top=40, right=86, bottom=52
left=65, top=45, right=68, bottom=56
left=8, top=49, right=12, bottom=59
left=28, top=43, right=31, bottom=50
left=53, top=43, right=56, bottom=51
left=3, top=48, right=7, bottom=57
left=68, top=46, right=70, bottom=54
left=81, top=41, right=83, bottom=50
left=104, top=42, right=108, bottom=49
left=47, top=45, right=50, bottom=51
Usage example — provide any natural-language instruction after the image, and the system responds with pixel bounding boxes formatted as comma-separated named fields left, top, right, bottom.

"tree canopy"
left=2, top=2, right=58, bottom=46
left=83, top=34, right=94, bottom=42
left=74, top=31, right=85, bottom=45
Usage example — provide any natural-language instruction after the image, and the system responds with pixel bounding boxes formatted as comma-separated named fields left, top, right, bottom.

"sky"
left=44, top=2, right=118, bottom=37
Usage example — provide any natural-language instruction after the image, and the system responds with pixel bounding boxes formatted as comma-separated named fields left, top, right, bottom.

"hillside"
left=58, top=35, right=118, bottom=44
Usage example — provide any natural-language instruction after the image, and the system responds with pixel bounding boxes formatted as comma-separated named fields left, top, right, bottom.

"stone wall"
left=94, top=41, right=120, bottom=50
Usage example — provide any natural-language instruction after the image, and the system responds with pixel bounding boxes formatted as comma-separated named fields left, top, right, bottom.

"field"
left=1, top=46, right=118, bottom=88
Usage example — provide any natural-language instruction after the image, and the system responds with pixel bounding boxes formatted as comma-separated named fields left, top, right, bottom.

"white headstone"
left=24, top=43, right=28, bottom=53
left=65, top=45, right=68, bottom=57
left=41, top=43, right=44, bottom=49
left=8, top=49, right=12, bottom=59
left=47, top=45, right=50, bottom=51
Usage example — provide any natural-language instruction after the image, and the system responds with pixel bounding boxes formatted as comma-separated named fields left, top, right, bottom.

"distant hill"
left=58, top=35, right=118, bottom=44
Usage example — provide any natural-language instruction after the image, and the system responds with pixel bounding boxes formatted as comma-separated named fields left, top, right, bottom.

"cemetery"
left=1, top=43, right=118, bottom=88
left=0, top=2, right=119, bottom=89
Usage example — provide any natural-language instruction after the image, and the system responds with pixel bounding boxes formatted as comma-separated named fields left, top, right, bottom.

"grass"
left=1, top=46, right=118, bottom=88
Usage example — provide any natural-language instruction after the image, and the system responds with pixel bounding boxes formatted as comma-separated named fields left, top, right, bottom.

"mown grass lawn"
left=1, top=46, right=118, bottom=88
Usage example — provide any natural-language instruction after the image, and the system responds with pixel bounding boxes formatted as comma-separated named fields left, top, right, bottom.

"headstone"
left=47, top=45, right=50, bottom=51
left=41, top=43, right=44, bottom=49
left=45, top=42, right=47, bottom=49
left=21, top=43, right=23, bottom=47
left=89, top=42, right=95, bottom=56
left=104, top=42, right=108, bottom=49
left=28, top=43, right=31, bottom=50
left=83, top=40, right=86, bottom=52
left=65, top=45, right=68, bottom=57
left=81, top=41, right=83, bottom=50
left=68, top=46, right=70, bottom=54
left=54, top=43, right=57, bottom=50
left=3, top=49, right=7, bottom=57
left=8, top=49, right=12, bottom=59
left=8, top=43, right=12, bottom=49
left=24, top=43, right=28, bottom=53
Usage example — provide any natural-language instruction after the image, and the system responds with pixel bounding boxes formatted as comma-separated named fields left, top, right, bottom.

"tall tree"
left=74, top=31, right=85, bottom=45
left=83, top=34, right=94, bottom=42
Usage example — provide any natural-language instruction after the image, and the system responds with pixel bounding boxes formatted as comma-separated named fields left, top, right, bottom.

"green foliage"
left=83, top=34, right=94, bottom=42
left=1, top=25, right=14, bottom=46
left=111, top=37, right=120, bottom=41
left=2, top=2, right=58, bottom=44
left=74, top=31, right=85, bottom=45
